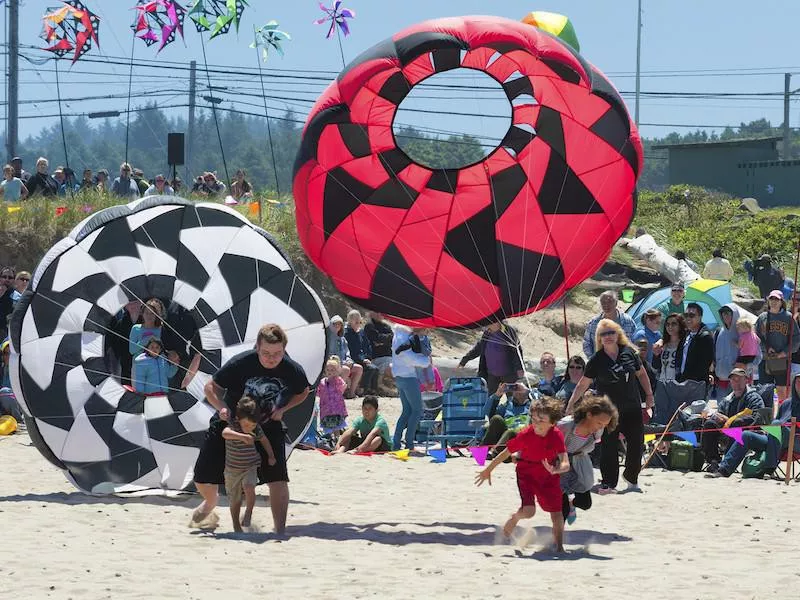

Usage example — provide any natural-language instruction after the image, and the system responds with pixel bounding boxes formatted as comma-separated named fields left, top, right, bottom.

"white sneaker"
left=622, top=475, right=642, bottom=493
left=596, top=484, right=617, bottom=495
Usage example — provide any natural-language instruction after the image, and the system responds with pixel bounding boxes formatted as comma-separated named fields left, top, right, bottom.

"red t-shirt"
left=506, top=425, right=566, bottom=477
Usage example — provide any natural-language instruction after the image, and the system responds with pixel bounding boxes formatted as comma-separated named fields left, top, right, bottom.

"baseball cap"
left=671, top=283, right=685, bottom=291
left=729, top=368, right=748, bottom=378
left=1, top=339, right=10, bottom=352
left=768, top=290, right=784, bottom=300
left=330, top=315, right=344, bottom=325
left=11, top=156, right=21, bottom=163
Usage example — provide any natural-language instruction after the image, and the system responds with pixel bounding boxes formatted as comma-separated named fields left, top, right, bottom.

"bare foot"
left=502, top=517, right=518, bottom=538
left=233, top=523, right=243, bottom=533
left=242, top=513, right=252, bottom=527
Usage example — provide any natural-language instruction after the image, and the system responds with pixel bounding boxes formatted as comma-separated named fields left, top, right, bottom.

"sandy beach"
left=2, top=393, right=797, bottom=600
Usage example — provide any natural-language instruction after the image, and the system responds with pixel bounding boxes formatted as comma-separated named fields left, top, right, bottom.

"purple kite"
left=132, top=0, right=186, bottom=52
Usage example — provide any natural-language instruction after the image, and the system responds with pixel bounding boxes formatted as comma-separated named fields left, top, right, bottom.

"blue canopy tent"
left=627, top=280, right=733, bottom=330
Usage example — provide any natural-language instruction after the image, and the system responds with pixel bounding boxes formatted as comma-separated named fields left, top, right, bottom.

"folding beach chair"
left=775, top=448, right=800, bottom=482
left=419, top=377, right=490, bottom=453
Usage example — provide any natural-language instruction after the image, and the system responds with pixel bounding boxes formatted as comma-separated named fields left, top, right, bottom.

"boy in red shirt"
left=475, top=397, right=569, bottom=551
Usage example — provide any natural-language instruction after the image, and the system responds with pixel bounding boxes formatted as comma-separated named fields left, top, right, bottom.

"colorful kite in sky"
left=132, top=0, right=186, bottom=52
left=188, top=0, right=248, bottom=39
left=314, top=1, right=355, bottom=39
left=521, top=11, right=580, bottom=52
left=251, top=21, right=291, bottom=62
left=41, top=0, right=100, bottom=63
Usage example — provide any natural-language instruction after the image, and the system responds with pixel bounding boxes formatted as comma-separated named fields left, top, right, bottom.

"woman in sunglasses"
left=566, top=320, right=654, bottom=494
left=556, top=356, right=586, bottom=405
left=0, top=267, right=16, bottom=340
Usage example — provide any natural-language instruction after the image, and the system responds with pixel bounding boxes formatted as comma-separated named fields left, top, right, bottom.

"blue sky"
left=3, top=0, right=800, bottom=141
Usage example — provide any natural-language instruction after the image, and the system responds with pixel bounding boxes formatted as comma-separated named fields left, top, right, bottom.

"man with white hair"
left=583, top=290, right=637, bottom=357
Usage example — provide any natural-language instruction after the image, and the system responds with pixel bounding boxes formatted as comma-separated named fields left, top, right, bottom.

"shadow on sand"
left=0, top=491, right=318, bottom=508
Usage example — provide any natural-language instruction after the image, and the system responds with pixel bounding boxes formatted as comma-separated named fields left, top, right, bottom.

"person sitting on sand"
left=474, top=397, right=570, bottom=552
left=220, top=397, right=276, bottom=532
left=481, top=381, right=534, bottom=457
left=335, top=396, right=392, bottom=453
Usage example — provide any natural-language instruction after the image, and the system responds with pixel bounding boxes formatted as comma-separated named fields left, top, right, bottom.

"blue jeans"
left=719, top=430, right=780, bottom=474
left=393, top=376, right=423, bottom=451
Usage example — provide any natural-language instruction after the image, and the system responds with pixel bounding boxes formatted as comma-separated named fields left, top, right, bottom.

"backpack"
left=742, top=450, right=769, bottom=479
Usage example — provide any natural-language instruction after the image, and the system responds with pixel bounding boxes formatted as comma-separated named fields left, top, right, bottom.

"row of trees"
left=7, top=105, right=786, bottom=193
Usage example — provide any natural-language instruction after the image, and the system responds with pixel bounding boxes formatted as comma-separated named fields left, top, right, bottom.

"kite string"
left=53, top=58, right=73, bottom=200
left=199, top=33, right=231, bottom=186
left=124, top=30, right=136, bottom=166
left=335, top=23, right=347, bottom=71
left=253, top=25, right=281, bottom=200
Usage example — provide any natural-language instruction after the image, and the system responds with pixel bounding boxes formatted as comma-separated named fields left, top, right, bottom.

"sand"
left=2, top=391, right=797, bottom=600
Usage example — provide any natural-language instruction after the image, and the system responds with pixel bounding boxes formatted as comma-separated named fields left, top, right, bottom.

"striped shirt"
left=224, top=421, right=264, bottom=471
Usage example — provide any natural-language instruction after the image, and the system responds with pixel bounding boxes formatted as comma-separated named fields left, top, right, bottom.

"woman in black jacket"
left=25, top=157, right=58, bottom=198
left=458, top=321, right=524, bottom=394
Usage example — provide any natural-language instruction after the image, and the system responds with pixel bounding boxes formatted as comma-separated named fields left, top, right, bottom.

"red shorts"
left=516, top=469, right=562, bottom=513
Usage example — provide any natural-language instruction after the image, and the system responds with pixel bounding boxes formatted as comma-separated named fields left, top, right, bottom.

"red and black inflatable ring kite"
left=293, top=16, right=643, bottom=329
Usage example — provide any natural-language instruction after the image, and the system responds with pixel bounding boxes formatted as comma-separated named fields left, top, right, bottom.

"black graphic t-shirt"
left=584, top=345, right=643, bottom=412
left=213, top=350, right=310, bottom=422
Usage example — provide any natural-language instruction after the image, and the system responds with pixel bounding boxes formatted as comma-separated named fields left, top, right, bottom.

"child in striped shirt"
left=221, top=397, right=276, bottom=532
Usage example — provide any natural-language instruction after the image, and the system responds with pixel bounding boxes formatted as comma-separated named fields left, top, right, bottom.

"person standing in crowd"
left=557, top=393, right=618, bottom=524
left=653, top=313, right=686, bottom=384
left=675, top=302, right=715, bottom=386
left=11, top=271, right=30, bottom=303
left=77, top=169, right=95, bottom=194
left=568, top=319, right=654, bottom=494
left=756, top=290, right=800, bottom=403
left=144, top=174, right=175, bottom=197
left=170, top=176, right=183, bottom=194
left=751, top=255, right=785, bottom=300
left=391, top=324, right=430, bottom=453
left=10, top=157, right=29, bottom=182
left=632, top=309, right=662, bottom=364
left=0, top=268, right=16, bottom=341
left=583, top=291, right=637, bottom=357
left=96, top=169, right=109, bottom=195
left=555, top=356, right=586, bottom=405
left=111, top=163, right=140, bottom=199
left=51, top=167, right=68, bottom=196
left=191, top=324, right=311, bottom=534
left=132, top=168, right=150, bottom=196
left=231, top=169, right=254, bottom=201
left=656, top=284, right=686, bottom=322
left=1, top=164, right=28, bottom=201
left=326, top=315, right=363, bottom=398
left=25, top=157, right=58, bottom=197
left=129, top=298, right=165, bottom=358
left=317, top=359, right=348, bottom=441
left=344, top=310, right=379, bottom=395
left=363, top=312, right=394, bottom=387
left=703, top=248, right=734, bottom=281
left=458, top=321, right=524, bottom=396
left=714, top=304, right=746, bottom=394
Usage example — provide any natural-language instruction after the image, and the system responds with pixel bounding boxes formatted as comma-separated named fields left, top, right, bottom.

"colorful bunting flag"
left=55, top=206, right=67, bottom=216
left=722, top=427, right=744, bottom=445
left=248, top=201, right=260, bottom=217
left=763, top=425, right=784, bottom=444
left=389, top=449, right=410, bottom=461
left=7, top=206, right=21, bottom=213
left=81, top=204, right=93, bottom=213
left=468, top=446, right=489, bottom=466
left=428, top=449, right=447, bottom=463
left=674, top=431, right=697, bottom=446
left=644, top=434, right=656, bottom=443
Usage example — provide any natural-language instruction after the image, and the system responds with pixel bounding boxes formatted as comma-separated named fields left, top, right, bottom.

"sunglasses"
left=17, top=277, right=29, bottom=282
left=684, top=313, right=699, bottom=319
left=599, top=330, right=617, bottom=337
left=568, top=364, right=584, bottom=370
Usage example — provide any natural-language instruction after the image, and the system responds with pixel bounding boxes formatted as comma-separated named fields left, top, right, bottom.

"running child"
left=220, top=397, right=276, bottom=532
left=474, top=396, right=569, bottom=552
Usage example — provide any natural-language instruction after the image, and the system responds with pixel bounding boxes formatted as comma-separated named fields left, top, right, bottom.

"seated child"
left=132, top=337, right=179, bottom=394
left=474, top=396, right=569, bottom=552
left=735, top=318, right=760, bottom=381
left=221, top=397, right=276, bottom=532
left=318, top=359, right=348, bottom=440
left=334, top=396, right=392, bottom=453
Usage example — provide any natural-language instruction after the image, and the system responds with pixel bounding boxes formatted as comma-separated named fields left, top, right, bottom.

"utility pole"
left=634, top=0, right=642, bottom=127
left=784, top=73, right=791, bottom=160
left=7, top=0, right=19, bottom=160
left=187, top=60, right=197, bottom=182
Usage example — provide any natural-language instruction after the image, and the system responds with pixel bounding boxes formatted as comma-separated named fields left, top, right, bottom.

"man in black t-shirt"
left=191, top=324, right=310, bottom=534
